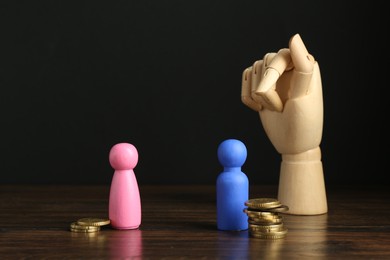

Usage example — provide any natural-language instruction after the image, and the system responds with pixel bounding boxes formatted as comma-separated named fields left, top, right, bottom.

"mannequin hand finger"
left=241, top=67, right=262, bottom=111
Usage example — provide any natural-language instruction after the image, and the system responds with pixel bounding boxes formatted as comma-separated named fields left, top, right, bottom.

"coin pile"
left=244, top=198, right=289, bottom=239
left=69, top=217, right=111, bottom=233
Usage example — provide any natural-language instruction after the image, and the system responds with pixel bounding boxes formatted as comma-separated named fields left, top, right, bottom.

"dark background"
left=0, top=1, right=388, bottom=186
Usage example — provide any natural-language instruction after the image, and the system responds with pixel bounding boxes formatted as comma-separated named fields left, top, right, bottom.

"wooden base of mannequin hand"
left=277, top=147, right=327, bottom=215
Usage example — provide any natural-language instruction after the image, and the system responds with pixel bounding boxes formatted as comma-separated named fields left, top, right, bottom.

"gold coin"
left=260, top=205, right=289, bottom=213
left=70, top=227, right=100, bottom=233
left=245, top=198, right=282, bottom=209
left=248, top=216, right=283, bottom=225
left=250, top=228, right=288, bottom=239
left=245, top=213, right=280, bottom=221
left=249, top=223, right=284, bottom=233
left=70, top=222, right=100, bottom=231
left=76, top=218, right=111, bottom=227
left=70, top=222, right=100, bottom=233
left=243, top=208, right=279, bottom=218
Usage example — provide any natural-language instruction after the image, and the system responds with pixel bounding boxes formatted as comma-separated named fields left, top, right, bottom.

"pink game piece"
left=108, top=143, right=141, bottom=229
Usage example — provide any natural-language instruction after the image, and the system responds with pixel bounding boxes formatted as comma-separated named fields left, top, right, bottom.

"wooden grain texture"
left=1, top=185, right=389, bottom=259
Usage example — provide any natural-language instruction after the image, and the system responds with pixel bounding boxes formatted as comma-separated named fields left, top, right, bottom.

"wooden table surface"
left=1, top=184, right=389, bottom=259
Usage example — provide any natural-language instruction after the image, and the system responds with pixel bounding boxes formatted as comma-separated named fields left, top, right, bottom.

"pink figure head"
left=109, top=143, right=139, bottom=170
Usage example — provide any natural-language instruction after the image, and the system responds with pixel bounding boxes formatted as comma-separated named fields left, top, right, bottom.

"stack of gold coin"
left=244, top=198, right=289, bottom=239
left=69, top=217, right=111, bottom=233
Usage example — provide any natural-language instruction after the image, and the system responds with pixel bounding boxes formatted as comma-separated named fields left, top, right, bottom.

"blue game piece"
left=216, top=139, right=249, bottom=231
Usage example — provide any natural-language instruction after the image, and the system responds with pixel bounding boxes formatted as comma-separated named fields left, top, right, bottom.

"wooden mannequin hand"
left=241, top=34, right=327, bottom=214
left=241, top=34, right=323, bottom=155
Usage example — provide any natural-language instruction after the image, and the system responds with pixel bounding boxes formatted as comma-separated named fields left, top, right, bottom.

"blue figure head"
left=217, top=139, right=247, bottom=168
